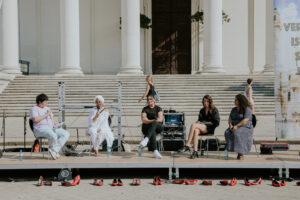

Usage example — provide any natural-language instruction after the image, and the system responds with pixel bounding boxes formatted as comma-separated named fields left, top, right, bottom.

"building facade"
left=0, top=0, right=274, bottom=76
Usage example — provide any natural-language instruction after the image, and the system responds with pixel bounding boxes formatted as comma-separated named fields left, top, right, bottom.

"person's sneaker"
left=154, top=150, right=162, bottom=159
left=49, top=149, right=57, bottom=160
left=56, top=152, right=61, bottom=159
left=178, top=146, right=190, bottom=153
left=140, top=137, right=149, bottom=147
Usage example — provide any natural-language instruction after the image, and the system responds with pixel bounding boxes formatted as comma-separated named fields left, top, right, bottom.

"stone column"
left=119, top=0, right=143, bottom=75
left=202, top=0, right=225, bottom=73
left=1, top=0, right=21, bottom=74
left=263, top=0, right=274, bottom=74
left=56, top=0, right=83, bottom=76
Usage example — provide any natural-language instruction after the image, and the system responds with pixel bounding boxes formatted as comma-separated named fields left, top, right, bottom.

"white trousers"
left=88, top=128, right=114, bottom=150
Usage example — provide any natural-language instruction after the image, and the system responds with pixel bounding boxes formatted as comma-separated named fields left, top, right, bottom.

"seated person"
left=140, top=94, right=163, bottom=159
left=179, top=95, right=220, bottom=159
left=88, top=95, right=114, bottom=156
left=225, top=94, right=253, bottom=160
left=30, top=93, right=70, bottom=160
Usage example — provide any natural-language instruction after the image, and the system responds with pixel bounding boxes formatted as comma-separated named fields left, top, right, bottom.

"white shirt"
left=88, top=107, right=112, bottom=132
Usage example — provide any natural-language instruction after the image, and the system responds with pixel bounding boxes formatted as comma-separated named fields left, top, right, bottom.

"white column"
left=264, top=0, right=274, bottom=74
left=1, top=0, right=21, bottom=74
left=202, top=0, right=225, bottom=73
left=56, top=0, right=83, bottom=76
left=119, top=0, right=143, bottom=75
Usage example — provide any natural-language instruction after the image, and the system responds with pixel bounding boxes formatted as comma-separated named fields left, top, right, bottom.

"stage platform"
left=0, top=151, right=299, bottom=171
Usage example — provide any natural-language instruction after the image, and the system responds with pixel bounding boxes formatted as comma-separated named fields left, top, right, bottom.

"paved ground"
left=0, top=179, right=300, bottom=200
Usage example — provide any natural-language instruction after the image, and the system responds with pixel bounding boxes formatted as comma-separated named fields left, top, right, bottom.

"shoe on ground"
left=154, top=150, right=162, bottom=159
left=140, top=137, right=149, bottom=147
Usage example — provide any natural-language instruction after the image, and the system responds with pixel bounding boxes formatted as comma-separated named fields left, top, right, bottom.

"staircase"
left=0, top=74, right=274, bottom=117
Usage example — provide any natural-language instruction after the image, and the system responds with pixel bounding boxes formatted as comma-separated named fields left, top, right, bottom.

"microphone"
left=96, top=105, right=100, bottom=111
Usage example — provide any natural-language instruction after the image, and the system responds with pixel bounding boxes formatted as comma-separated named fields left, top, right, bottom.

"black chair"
left=29, top=119, right=49, bottom=159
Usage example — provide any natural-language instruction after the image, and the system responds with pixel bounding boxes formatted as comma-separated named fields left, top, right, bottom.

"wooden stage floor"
left=0, top=151, right=300, bottom=170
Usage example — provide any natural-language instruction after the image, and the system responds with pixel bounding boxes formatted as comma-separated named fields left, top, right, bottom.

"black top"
left=147, top=83, right=155, bottom=96
left=198, top=108, right=220, bottom=133
left=142, top=105, right=162, bottom=120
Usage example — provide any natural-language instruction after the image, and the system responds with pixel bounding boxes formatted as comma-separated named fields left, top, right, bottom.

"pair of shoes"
left=154, top=150, right=162, bottom=159
left=131, top=178, right=141, bottom=186
left=244, top=177, right=262, bottom=186
left=202, top=180, right=213, bottom=185
left=237, top=154, right=244, bottom=160
left=185, top=179, right=198, bottom=185
left=153, top=176, right=162, bottom=185
left=190, top=151, right=199, bottom=159
left=93, top=178, right=103, bottom=186
left=272, top=179, right=286, bottom=187
left=36, top=176, right=53, bottom=186
left=112, top=178, right=123, bottom=186
left=219, top=178, right=237, bottom=186
left=178, top=146, right=190, bottom=153
left=140, top=137, right=149, bottom=147
left=61, top=175, right=81, bottom=186
left=172, top=179, right=185, bottom=184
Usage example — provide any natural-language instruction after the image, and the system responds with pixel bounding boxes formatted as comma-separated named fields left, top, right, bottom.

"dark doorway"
left=152, top=0, right=191, bottom=74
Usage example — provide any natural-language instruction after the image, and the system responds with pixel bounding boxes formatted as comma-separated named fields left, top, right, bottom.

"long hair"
left=202, top=95, right=215, bottom=114
left=235, top=94, right=249, bottom=114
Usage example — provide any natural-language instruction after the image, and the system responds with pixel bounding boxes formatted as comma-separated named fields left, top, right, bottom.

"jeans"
left=34, top=127, right=70, bottom=153
left=142, top=121, right=163, bottom=151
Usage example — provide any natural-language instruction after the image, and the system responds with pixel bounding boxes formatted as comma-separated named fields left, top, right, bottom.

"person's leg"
left=52, top=128, right=70, bottom=153
left=99, top=131, right=114, bottom=149
left=88, top=128, right=100, bottom=153
left=192, top=129, right=200, bottom=151
left=186, top=123, right=197, bottom=146
left=35, top=128, right=57, bottom=150
left=141, top=122, right=157, bottom=147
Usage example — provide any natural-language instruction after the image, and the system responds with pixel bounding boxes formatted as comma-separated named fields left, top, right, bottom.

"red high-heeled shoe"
left=117, top=178, right=123, bottom=186
left=229, top=178, right=237, bottom=186
left=202, top=180, right=213, bottom=185
left=93, top=178, right=98, bottom=185
left=251, top=177, right=262, bottom=185
left=185, top=179, right=198, bottom=185
left=153, top=176, right=158, bottom=185
left=220, top=180, right=228, bottom=186
left=280, top=179, right=286, bottom=186
left=72, top=175, right=80, bottom=186
left=272, top=179, right=281, bottom=187
left=37, top=176, right=43, bottom=186
left=172, top=179, right=185, bottom=184
left=112, top=178, right=118, bottom=186
left=244, top=178, right=251, bottom=186
left=156, top=176, right=162, bottom=185
left=98, top=179, right=104, bottom=186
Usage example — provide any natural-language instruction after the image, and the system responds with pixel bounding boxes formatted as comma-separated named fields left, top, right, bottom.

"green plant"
left=191, top=10, right=230, bottom=24
left=119, top=14, right=152, bottom=29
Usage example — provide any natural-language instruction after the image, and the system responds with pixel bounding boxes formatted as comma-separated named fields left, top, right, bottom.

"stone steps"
left=0, top=75, right=275, bottom=117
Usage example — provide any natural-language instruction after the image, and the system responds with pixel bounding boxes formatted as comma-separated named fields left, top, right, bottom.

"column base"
left=0, top=65, right=22, bottom=75
left=200, top=65, right=225, bottom=74
left=55, top=66, right=84, bottom=76
left=0, top=71, right=15, bottom=81
left=263, top=64, right=274, bottom=74
left=117, top=66, right=144, bottom=75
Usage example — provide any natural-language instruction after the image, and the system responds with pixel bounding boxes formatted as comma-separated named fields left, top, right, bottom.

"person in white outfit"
left=88, top=95, right=114, bottom=156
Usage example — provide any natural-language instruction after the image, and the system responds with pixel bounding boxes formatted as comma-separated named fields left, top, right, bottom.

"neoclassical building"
left=0, top=0, right=274, bottom=76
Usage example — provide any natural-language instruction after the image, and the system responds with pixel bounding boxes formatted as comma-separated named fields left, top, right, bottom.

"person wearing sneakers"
left=87, top=95, right=114, bottom=156
left=140, top=94, right=163, bottom=159
left=30, top=93, right=70, bottom=160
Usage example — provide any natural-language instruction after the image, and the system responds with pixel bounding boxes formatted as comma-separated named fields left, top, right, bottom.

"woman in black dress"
left=138, top=75, right=156, bottom=103
left=179, top=95, right=220, bottom=159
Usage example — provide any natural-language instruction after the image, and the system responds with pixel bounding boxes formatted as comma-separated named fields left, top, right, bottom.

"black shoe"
left=178, top=146, right=190, bottom=153
left=190, top=151, right=199, bottom=159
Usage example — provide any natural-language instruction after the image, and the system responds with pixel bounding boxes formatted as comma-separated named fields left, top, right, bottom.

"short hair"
left=247, top=78, right=253, bottom=84
left=147, top=94, right=155, bottom=100
left=36, top=93, right=48, bottom=104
